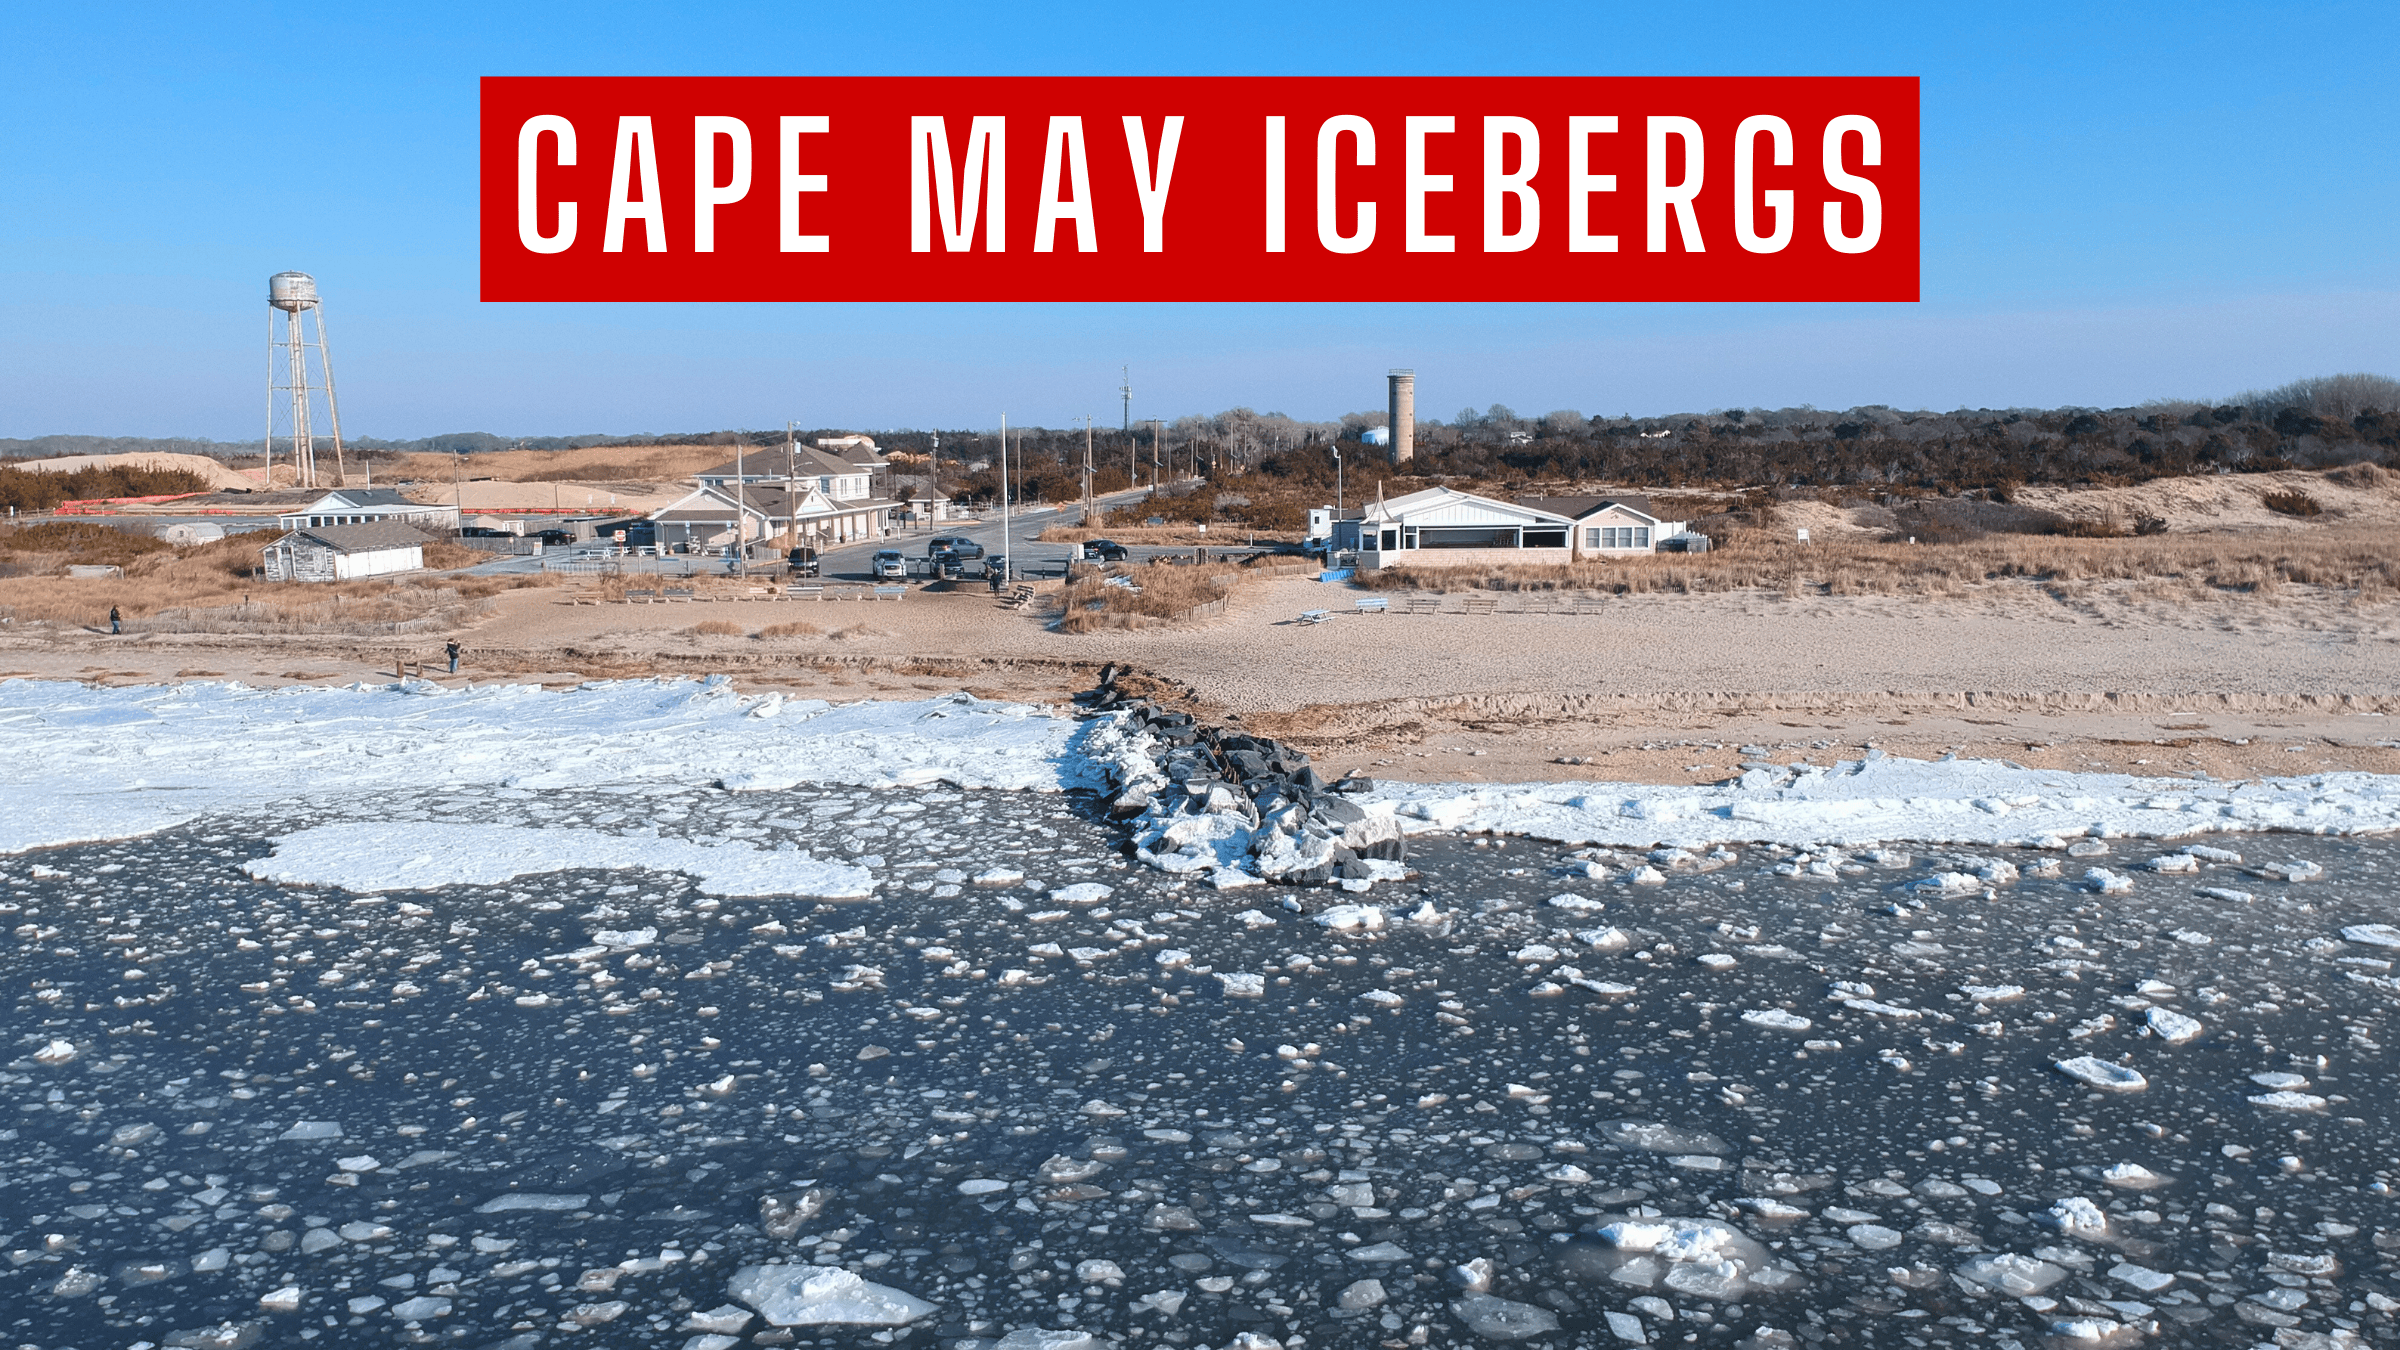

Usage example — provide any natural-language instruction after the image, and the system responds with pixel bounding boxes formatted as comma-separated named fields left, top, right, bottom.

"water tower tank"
left=268, top=271, right=319, bottom=312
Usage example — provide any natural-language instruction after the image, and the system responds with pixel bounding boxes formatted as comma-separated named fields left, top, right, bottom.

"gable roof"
left=646, top=483, right=858, bottom=522
left=1361, top=486, right=1576, bottom=528
left=275, top=522, right=432, bottom=553
left=314, top=488, right=428, bottom=510
left=1516, top=494, right=1659, bottom=523
left=696, top=446, right=861, bottom=481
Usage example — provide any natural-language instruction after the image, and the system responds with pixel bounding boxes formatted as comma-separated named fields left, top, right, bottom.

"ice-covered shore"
left=1363, top=750, right=2400, bottom=853
left=3, top=678, right=2397, bottom=893
left=0, top=678, right=1100, bottom=858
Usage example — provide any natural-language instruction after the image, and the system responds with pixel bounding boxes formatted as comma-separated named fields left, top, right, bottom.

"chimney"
left=1386, top=369, right=1415, bottom=465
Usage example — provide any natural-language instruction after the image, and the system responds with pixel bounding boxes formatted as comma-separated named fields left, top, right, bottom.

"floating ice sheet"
left=244, top=822, right=876, bottom=897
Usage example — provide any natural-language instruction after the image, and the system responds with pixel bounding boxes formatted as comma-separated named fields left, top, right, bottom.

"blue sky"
left=3, top=1, right=2394, bottom=438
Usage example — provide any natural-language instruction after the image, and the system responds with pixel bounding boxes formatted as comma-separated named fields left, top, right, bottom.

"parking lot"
left=464, top=488, right=1281, bottom=584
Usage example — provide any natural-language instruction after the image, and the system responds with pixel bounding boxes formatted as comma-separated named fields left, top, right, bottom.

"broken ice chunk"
left=725, top=1264, right=934, bottom=1327
left=2342, top=924, right=2400, bottom=949
left=1953, top=1253, right=2067, bottom=1296
left=1959, top=984, right=2024, bottom=1002
left=1740, top=1009, right=1812, bottom=1032
left=2053, top=1057, right=2146, bottom=1092
left=1216, top=972, right=1266, bottom=998
left=2247, top=1090, right=2328, bottom=1111
left=1450, top=1293, right=1561, bottom=1340
left=2144, top=1007, right=2202, bottom=1044
left=2041, top=1197, right=2111, bottom=1239
left=2082, top=868, right=2133, bottom=894
left=1314, top=904, right=1386, bottom=932
left=1049, top=882, right=1113, bottom=905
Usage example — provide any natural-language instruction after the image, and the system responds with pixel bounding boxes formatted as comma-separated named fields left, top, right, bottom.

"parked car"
left=786, top=546, right=820, bottom=578
left=1079, top=539, right=1129, bottom=562
left=927, top=535, right=985, bottom=560
left=872, top=549, right=908, bottom=579
left=458, top=526, right=512, bottom=539
left=535, top=528, right=574, bottom=545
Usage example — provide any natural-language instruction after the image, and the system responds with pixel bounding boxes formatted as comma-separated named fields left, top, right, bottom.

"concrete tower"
left=1386, top=369, right=1416, bottom=464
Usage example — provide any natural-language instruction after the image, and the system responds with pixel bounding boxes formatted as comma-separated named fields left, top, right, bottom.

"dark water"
left=4, top=788, right=2396, bottom=1350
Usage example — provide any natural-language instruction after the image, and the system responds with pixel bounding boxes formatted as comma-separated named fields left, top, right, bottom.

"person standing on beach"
left=108, top=606, right=121, bottom=635
left=445, top=639, right=461, bottom=674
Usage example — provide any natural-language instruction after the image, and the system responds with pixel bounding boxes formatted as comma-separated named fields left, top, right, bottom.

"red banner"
left=480, top=77, right=1917, bottom=303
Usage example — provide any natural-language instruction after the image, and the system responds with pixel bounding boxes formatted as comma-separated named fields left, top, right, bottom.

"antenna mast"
left=1119, top=366, right=1131, bottom=434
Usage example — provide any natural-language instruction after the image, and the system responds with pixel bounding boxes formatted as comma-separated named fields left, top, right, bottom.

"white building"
left=1515, top=495, right=1692, bottom=557
left=1330, top=487, right=1577, bottom=569
left=1328, top=488, right=1694, bottom=568
left=260, top=523, right=427, bottom=582
left=642, top=482, right=892, bottom=551
left=275, top=488, right=458, bottom=532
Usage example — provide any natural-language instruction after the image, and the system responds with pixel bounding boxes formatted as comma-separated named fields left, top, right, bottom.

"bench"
left=1297, top=609, right=1332, bottom=625
left=662, top=587, right=695, bottom=602
left=1572, top=594, right=1608, bottom=616
left=873, top=585, right=908, bottom=602
left=1462, top=594, right=1498, bottom=615
left=624, top=588, right=656, bottom=603
left=1352, top=596, right=1389, bottom=614
left=1002, top=585, right=1038, bottom=611
left=789, top=584, right=824, bottom=601
left=1403, top=595, right=1442, bottom=615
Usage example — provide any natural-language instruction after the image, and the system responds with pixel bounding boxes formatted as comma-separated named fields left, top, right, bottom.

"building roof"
left=696, top=446, right=861, bottom=481
left=316, top=488, right=427, bottom=509
left=1516, top=494, right=1658, bottom=522
left=647, top=484, right=898, bottom=523
left=1360, top=486, right=1576, bottom=528
left=275, top=522, right=433, bottom=553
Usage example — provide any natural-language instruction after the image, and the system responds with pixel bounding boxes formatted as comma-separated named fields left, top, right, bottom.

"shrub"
left=686, top=619, right=744, bottom=636
left=755, top=621, right=820, bottom=638
left=0, top=521, right=172, bottom=566
left=2261, top=491, right=2322, bottom=518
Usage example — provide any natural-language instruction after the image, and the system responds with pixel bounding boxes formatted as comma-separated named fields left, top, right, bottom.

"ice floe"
left=243, top=822, right=875, bottom=897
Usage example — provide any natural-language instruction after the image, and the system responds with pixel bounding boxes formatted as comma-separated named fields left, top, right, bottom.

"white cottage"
left=275, top=488, right=458, bottom=532
left=260, top=523, right=428, bottom=582
left=1330, top=487, right=1577, bottom=569
left=1515, top=495, right=1690, bottom=558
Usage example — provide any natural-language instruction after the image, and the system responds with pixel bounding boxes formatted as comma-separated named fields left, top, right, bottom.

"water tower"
left=266, top=271, right=347, bottom=489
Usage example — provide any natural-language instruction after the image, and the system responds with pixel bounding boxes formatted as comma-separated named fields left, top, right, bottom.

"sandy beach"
left=6, top=571, right=2394, bottom=788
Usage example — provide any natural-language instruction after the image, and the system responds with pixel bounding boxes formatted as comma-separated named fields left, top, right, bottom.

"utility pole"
left=734, top=433, right=747, bottom=566
left=1151, top=420, right=1163, bottom=491
left=1081, top=416, right=1094, bottom=522
left=999, top=414, right=1012, bottom=583
left=1119, top=366, right=1131, bottom=433
left=929, top=432, right=940, bottom=524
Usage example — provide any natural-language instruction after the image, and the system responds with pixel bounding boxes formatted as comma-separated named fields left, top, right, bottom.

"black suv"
left=1080, top=539, right=1129, bottom=562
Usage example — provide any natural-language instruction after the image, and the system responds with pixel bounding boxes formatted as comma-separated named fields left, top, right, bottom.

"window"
left=1419, top=527, right=1507, bottom=549
left=1522, top=529, right=1566, bottom=548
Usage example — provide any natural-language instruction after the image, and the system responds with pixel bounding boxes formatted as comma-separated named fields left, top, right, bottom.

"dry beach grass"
left=1359, top=523, right=2400, bottom=603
